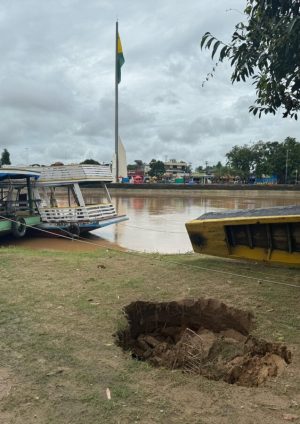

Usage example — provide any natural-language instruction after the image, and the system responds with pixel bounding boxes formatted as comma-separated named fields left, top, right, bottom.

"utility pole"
left=285, top=148, right=289, bottom=184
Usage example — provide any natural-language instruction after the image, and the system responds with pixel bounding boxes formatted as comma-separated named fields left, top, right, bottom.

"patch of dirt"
left=0, top=368, right=13, bottom=400
left=116, top=298, right=292, bottom=387
left=0, top=368, right=14, bottom=422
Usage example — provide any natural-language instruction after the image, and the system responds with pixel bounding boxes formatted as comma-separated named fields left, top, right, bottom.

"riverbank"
left=104, top=183, right=300, bottom=199
left=0, top=246, right=299, bottom=423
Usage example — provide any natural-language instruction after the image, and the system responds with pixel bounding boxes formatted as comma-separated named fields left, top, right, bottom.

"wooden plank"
left=246, top=225, right=253, bottom=248
left=286, top=223, right=293, bottom=253
left=228, top=226, right=236, bottom=246
left=266, top=224, right=273, bottom=250
left=224, top=227, right=232, bottom=254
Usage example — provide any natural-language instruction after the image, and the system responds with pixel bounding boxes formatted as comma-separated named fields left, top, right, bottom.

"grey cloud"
left=187, top=115, right=241, bottom=139
left=0, top=0, right=298, bottom=167
left=154, top=91, right=179, bottom=105
left=0, top=76, right=76, bottom=114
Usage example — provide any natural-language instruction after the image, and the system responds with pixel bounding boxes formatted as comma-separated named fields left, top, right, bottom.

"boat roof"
left=33, top=165, right=113, bottom=185
left=0, top=168, right=40, bottom=181
left=197, top=205, right=300, bottom=220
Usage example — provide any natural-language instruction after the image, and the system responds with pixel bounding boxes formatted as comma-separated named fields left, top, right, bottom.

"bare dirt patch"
left=116, top=298, right=292, bottom=387
left=0, top=367, right=13, bottom=400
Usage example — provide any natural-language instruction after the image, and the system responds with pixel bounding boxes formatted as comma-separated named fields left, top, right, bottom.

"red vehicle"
left=133, top=175, right=143, bottom=184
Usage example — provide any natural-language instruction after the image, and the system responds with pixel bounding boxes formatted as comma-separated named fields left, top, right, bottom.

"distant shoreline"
left=105, top=183, right=300, bottom=199
left=107, top=182, right=300, bottom=191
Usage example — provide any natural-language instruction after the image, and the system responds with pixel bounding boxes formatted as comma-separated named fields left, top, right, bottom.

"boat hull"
left=186, top=207, right=300, bottom=266
left=33, top=215, right=129, bottom=237
left=0, top=216, right=41, bottom=238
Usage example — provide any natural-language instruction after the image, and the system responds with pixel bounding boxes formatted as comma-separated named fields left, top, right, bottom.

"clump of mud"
left=116, top=298, right=291, bottom=387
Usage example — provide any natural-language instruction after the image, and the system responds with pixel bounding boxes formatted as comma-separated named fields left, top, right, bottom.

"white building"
left=163, top=159, right=189, bottom=178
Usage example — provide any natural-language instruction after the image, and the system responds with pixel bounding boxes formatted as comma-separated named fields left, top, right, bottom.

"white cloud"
left=0, top=0, right=298, bottom=168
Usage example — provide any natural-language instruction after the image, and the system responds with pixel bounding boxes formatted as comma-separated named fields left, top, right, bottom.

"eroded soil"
left=116, top=298, right=292, bottom=387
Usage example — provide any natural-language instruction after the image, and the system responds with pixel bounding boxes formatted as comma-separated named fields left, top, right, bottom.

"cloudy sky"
left=0, top=0, right=298, bottom=168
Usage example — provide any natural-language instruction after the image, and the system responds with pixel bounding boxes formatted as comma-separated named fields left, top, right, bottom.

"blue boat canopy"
left=0, top=169, right=40, bottom=181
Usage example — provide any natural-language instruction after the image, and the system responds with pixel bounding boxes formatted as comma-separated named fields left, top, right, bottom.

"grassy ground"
left=0, top=245, right=299, bottom=424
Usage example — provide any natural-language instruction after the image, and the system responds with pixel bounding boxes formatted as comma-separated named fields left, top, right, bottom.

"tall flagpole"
left=115, top=21, right=119, bottom=183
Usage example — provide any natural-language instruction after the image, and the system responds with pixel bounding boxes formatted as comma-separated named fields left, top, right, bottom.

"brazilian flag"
left=117, top=34, right=125, bottom=83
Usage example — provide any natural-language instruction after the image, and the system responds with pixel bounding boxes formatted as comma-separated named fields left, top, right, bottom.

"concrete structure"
left=163, top=159, right=189, bottom=178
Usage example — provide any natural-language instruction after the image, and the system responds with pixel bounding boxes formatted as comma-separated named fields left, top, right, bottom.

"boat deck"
left=197, top=205, right=300, bottom=221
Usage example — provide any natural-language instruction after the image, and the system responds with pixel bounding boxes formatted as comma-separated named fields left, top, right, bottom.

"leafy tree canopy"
left=226, top=145, right=257, bottom=180
left=253, top=137, right=300, bottom=183
left=226, top=137, right=300, bottom=183
left=134, top=160, right=144, bottom=168
left=127, top=164, right=137, bottom=171
left=51, top=162, right=64, bottom=166
left=195, top=165, right=204, bottom=173
left=183, top=164, right=192, bottom=173
left=148, top=159, right=165, bottom=177
left=211, top=161, right=232, bottom=178
left=201, top=0, right=300, bottom=119
left=1, top=148, right=11, bottom=165
left=127, top=160, right=144, bottom=171
left=80, top=159, right=100, bottom=165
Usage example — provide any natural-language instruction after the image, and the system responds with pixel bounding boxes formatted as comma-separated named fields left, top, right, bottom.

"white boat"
left=31, top=164, right=128, bottom=236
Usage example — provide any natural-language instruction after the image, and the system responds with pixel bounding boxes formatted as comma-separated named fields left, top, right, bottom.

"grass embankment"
left=0, top=247, right=299, bottom=424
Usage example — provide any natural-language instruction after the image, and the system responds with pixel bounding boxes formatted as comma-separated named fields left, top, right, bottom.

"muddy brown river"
left=2, top=193, right=299, bottom=253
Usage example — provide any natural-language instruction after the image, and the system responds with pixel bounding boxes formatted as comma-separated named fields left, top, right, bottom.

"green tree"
left=127, top=160, right=144, bottom=172
left=134, top=160, right=144, bottom=169
left=51, top=162, right=64, bottom=166
left=127, top=164, right=137, bottom=171
left=226, top=138, right=300, bottom=183
left=252, top=140, right=281, bottom=178
left=183, top=164, right=192, bottom=173
left=1, top=148, right=11, bottom=165
left=226, top=145, right=256, bottom=180
left=201, top=0, right=300, bottom=119
left=80, top=159, right=100, bottom=165
left=195, top=165, right=204, bottom=173
left=270, top=137, right=300, bottom=183
left=249, top=137, right=300, bottom=183
left=211, top=161, right=232, bottom=178
left=148, top=159, right=165, bottom=178
left=213, top=161, right=223, bottom=178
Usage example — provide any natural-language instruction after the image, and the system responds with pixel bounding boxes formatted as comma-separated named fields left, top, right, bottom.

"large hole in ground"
left=116, top=298, right=292, bottom=387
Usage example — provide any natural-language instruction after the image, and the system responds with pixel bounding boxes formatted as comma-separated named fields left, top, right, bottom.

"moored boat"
left=185, top=205, right=300, bottom=266
left=0, top=169, right=41, bottom=238
left=1, top=164, right=128, bottom=238
left=32, top=164, right=128, bottom=236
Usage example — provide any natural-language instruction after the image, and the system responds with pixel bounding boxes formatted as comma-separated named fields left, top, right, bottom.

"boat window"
left=39, top=187, right=79, bottom=208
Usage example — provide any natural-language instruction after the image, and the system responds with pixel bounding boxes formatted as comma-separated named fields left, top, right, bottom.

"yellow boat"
left=185, top=206, right=300, bottom=266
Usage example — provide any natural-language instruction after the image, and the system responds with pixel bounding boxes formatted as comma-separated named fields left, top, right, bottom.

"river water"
left=3, top=193, right=299, bottom=254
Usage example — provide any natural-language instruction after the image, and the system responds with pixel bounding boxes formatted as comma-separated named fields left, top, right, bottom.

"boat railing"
left=38, top=203, right=117, bottom=223
left=0, top=200, right=37, bottom=214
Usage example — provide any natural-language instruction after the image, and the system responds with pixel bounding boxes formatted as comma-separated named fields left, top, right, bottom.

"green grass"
left=0, top=247, right=299, bottom=423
